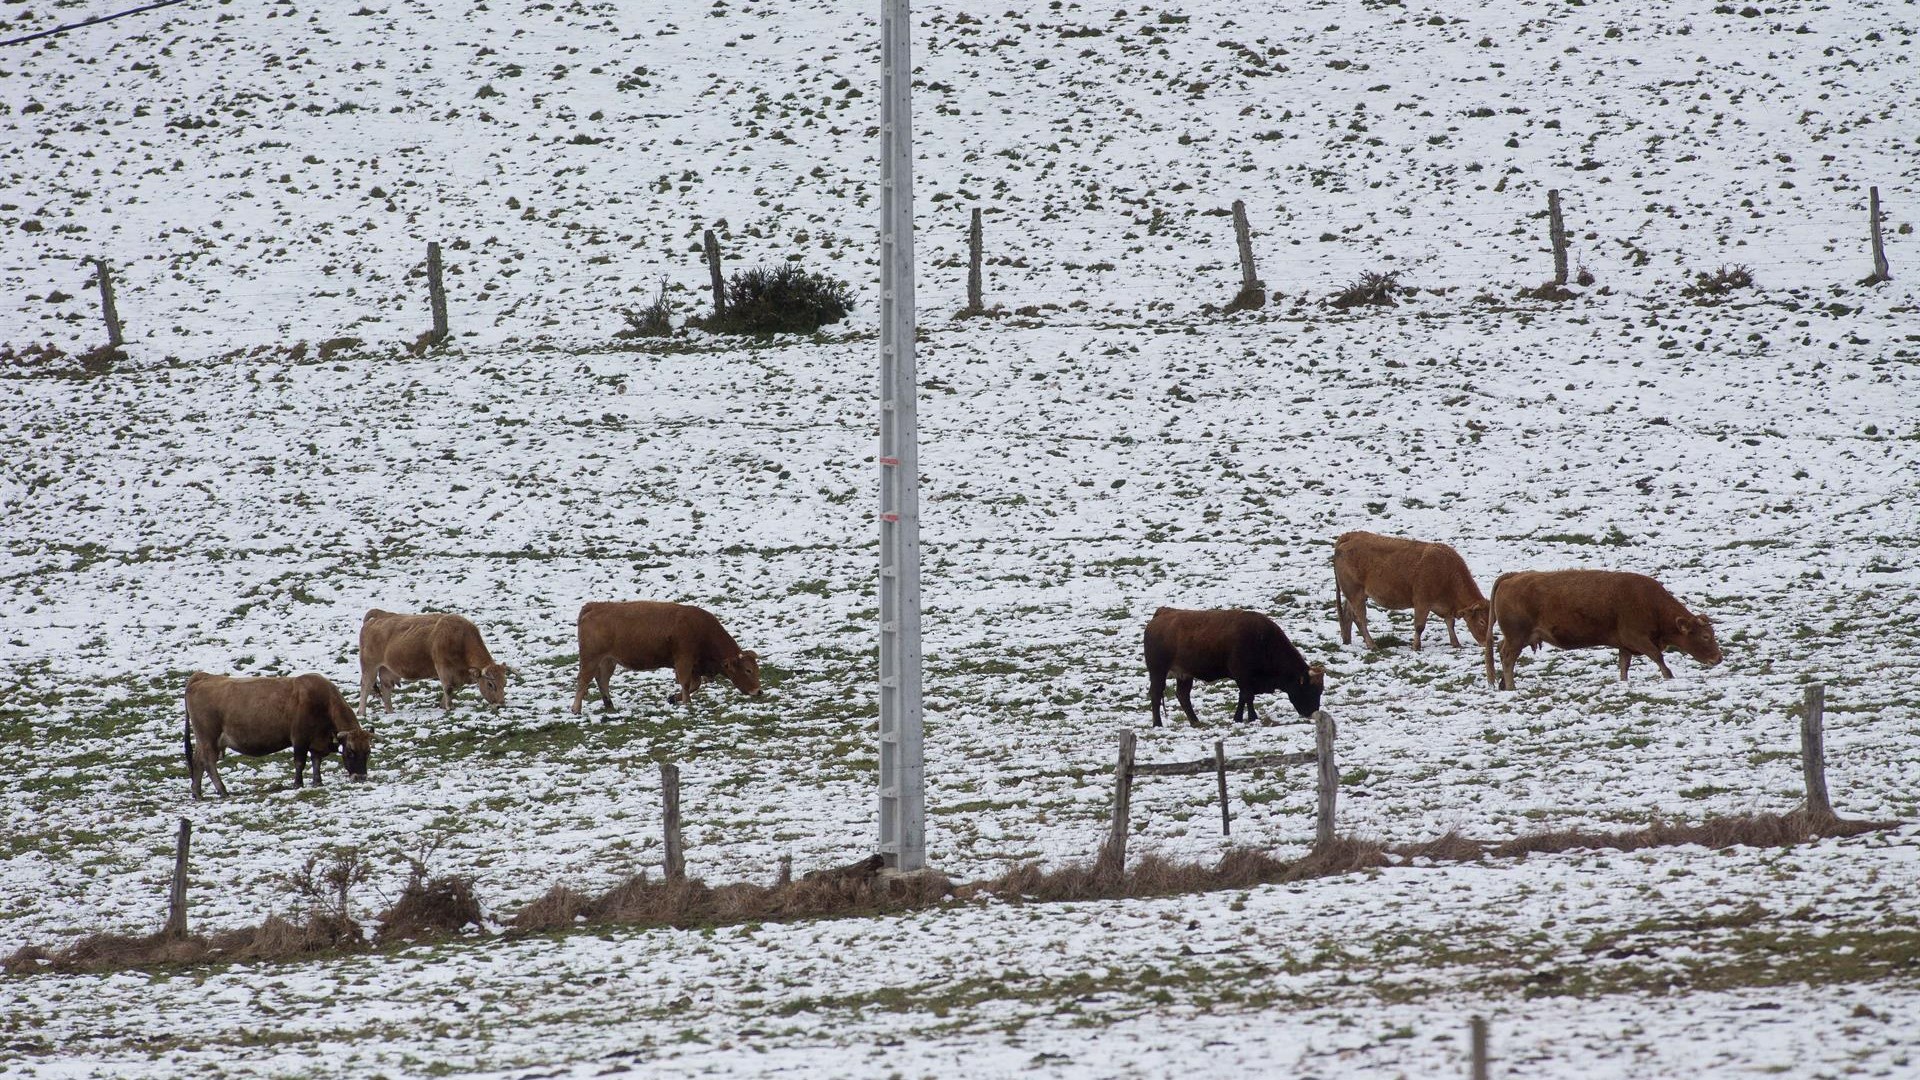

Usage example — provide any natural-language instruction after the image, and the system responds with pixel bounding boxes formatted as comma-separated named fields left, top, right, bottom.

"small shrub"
left=695, top=264, right=852, bottom=335
left=617, top=277, right=674, bottom=338
left=1682, top=264, right=1755, bottom=301
left=1329, top=270, right=1406, bottom=309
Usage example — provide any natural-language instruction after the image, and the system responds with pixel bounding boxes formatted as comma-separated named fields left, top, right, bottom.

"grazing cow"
left=572, top=601, right=762, bottom=714
left=1483, top=569, right=1723, bottom=691
left=1143, top=607, right=1325, bottom=727
left=1333, top=530, right=1490, bottom=652
left=359, top=609, right=509, bottom=715
left=183, top=672, right=373, bottom=799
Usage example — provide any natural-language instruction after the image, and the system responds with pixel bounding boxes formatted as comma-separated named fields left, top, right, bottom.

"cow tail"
left=182, top=699, right=194, bottom=771
left=1483, top=573, right=1503, bottom=687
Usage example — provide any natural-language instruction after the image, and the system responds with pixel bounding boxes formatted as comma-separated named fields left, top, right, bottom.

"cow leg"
left=293, top=746, right=307, bottom=788
left=1412, top=607, right=1429, bottom=652
left=1336, top=579, right=1354, bottom=645
left=1618, top=649, right=1633, bottom=682
left=594, top=657, right=617, bottom=712
left=1175, top=677, right=1201, bottom=726
left=312, top=749, right=324, bottom=787
left=437, top=671, right=455, bottom=714
left=1652, top=650, right=1675, bottom=680
left=189, top=740, right=204, bottom=800
left=571, top=658, right=594, bottom=715
left=360, top=663, right=378, bottom=715
left=194, top=741, right=229, bottom=798
left=377, top=667, right=398, bottom=711
left=1498, top=637, right=1525, bottom=691
left=1147, top=669, right=1167, bottom=728
left=669, top=659, right=703, bottom=706
left=1244, top=693, right=1263, bottom=726
left=1351, top=598, right=1375, bottom=651
left=1445, top=615, right=1461, bottom=648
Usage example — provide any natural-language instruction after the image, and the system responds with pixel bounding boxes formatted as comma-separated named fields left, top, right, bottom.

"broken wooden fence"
left=1095, top=710, right=1337, bottom=880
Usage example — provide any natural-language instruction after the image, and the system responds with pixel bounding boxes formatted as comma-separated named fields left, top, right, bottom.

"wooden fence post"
left=777, top=853, right=792, bottom=887
left=1800, top=684, right=1833, bottom=822
left=703, top=229, right=726, bottom=316
left=1214, top=738, right=1231, bottom=838
left=1547, top=189, right=1569, bottom=286
left=426, top=241, right=449, bottom=345
left=1226, top=200, right=1265, bottom=311
left=660, top=762, right=686, bottom=882
left=965, top=207, right=984, bottom=313
left=164, top=818, right=190, bottom=939
left=90, top=258, right=124, bottom=348
left=1095, top=729, right=1136, bottom=881
left=1470, top=1015, right=1489, bottom=1080
left=1314, top=710, right=1337, bottom=850
left=1865, top=187, right=1891, bottom=285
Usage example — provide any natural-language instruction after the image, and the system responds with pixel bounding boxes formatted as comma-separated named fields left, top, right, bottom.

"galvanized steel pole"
left=877, top=0, right=925, bottom=871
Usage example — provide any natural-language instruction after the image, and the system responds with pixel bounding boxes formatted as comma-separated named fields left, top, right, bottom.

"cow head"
left=723, top=650, right=763, bottom=696
left=1675, top=613, right=1723, bottom=667
left=1285, top=664, right=1326, bottom=718
left=471, top=663, right=509, bottom=707
left=336, top=729, right=373, bottom=782
left=1461, top=602, right=1492, bottom=647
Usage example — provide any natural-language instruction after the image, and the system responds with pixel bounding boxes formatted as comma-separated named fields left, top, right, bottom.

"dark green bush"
left=699, top=264, right=853, bottom=335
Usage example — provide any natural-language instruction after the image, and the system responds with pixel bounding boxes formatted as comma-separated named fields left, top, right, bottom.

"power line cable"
left=0, top=0, right=191, bottom=48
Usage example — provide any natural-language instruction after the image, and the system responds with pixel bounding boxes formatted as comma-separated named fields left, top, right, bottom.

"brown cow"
left=1483, top=569, right=1722, bottom=691
left=359, top=609, right=509, bottom=715
left=183, top=672, right=373, bottom=799
left=1144, top=607, right=1325, bottom=727
left=572, top=601, right=762, bottom=714
left=1333, top=530, right=1490, bottom=651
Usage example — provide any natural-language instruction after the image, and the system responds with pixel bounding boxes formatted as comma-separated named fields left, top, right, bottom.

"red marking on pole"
left=879, top=456, right=900, bottom=466
left=881, top=513, right=900, bottom=523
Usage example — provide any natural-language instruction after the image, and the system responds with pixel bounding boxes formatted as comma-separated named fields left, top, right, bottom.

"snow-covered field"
left=4, top=0, right=1919, bottom=1076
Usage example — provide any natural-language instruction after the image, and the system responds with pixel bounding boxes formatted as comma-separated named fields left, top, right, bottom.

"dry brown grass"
left=1392, top=830, right=1494, bottom=862
left=375, top=875, right=484, bottom=944
left=965, top=838, right=1390, bottom=904
left=3, top=912, right=366, bottom=977
left=1485, top=809, right=1890, bottom=859
left=506, top=860, right=954, bottom=936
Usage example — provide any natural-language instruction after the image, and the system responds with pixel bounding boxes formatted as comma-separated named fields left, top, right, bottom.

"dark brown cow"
left=1483, top=569, right=1723, bottom=691
left=572, top=601, right=762, bottom=714
left=1333, top=530, right=1490, bottom=651
left=1143, top=607, right=1325, bottom=727
left=183, top=672, right=373, bottom=799
left=359, top=609, right=509, bottom=715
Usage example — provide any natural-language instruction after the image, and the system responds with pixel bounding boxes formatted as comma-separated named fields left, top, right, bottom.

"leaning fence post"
left=426, top=241, right=449, bottom=345
left=90, top=258, right=125, bottom=348
left=703, top=229, right=726, bottom=317
left=1864, top=187, right=1891, bottom=285
left=1095, top=729, right=1136, bottom=882
left=1314, top=710, right=1337, bottom=850
left=1226, top=200, right=1265, bottom=311
left=1547, top=189, right=1569, bottom=286
left=1799, top=684, right=1833, bottom=822
left=164, top=818, right=190, bottom=939
left=1214, top=738, right=1231, bottom=838
left=1470, top=1015, right=1490, bottom=1080
left=660, top=761, right=686, bottom=882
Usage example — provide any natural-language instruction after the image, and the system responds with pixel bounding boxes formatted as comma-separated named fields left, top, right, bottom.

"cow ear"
left=742, top=650, right=758, bottom=663
left=1675, top=616, right=1695, bottom=633
left=1308, top=663, right=1325, bottom=686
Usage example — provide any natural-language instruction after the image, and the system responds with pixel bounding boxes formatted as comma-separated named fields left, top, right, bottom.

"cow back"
left=579, top=601, right=742, bottom=672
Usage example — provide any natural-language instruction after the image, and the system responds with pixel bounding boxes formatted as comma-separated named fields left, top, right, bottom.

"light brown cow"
left=183, top=672, right=373, bottom=799
left=572, top=601, right=762, bottom=714
left=1333, top=530, right=1490, bottom=651
left=1483, top=569, right=1723, bottom=691
left=359, top=609, right=509, bottom=715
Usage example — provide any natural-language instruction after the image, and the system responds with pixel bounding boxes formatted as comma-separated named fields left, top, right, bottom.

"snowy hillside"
left=3, top=0, right=1915, bottom=356
left=3, top=0, right=1920, bottom=1077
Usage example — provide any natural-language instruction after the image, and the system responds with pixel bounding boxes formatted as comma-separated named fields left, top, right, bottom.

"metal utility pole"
left=876, top=0, right=925, bottom=871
